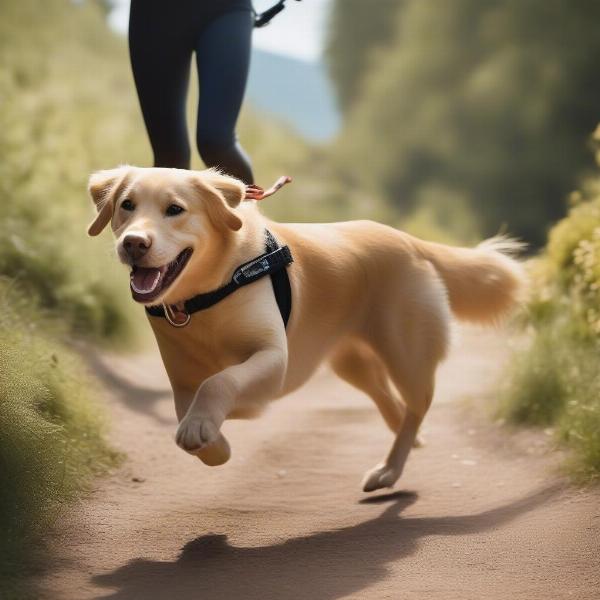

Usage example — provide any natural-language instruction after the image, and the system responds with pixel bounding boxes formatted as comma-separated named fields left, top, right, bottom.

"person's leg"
left=129, top=1, right=192, bottom=169
left=195, top=9, right=254, bottom=184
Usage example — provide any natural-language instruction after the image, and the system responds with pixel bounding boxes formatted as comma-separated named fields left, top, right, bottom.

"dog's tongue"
left=130, top=266, right=163, bottom=295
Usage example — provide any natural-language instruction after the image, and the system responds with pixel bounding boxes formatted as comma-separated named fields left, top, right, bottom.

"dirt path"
left=42, top=327, right=599, bottom=600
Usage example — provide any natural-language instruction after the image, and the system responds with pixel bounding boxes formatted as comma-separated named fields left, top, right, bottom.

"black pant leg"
left=129, top=1, right=193, bottom=169
left=195, top=9, right=254, bottom=183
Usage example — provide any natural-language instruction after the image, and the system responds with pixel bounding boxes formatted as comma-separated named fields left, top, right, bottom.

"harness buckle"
left=162, top=302, right=191, bottom=328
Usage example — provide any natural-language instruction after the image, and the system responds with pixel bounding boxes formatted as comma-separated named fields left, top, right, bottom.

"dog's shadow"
left=92, top=484, right=562, bottom=600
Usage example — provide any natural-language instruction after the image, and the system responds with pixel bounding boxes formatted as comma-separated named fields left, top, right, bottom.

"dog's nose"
left=122, top=234, right=151, bottom=261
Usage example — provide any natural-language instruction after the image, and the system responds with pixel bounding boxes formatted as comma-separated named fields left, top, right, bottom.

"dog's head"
left=87, top=166, right=245, bottom=305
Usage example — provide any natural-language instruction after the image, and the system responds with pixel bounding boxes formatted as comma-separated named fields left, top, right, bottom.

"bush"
left=0, top=2, right=147, bottom=595
left=500, top=142, right=600, bottom=481
left=501, top=323, right=600, bottom=482
left=0, top=0, right=148, bottom=344
left=0, top=281, right=120, bottom=598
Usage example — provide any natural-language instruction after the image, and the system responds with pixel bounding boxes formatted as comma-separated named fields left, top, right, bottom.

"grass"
left=499, top=326, right=569, bottom=427
left=500, top=323, right=600, bottom=483
left=0, top=2, right=145, bottom=594
left=0, top=280, right=121, bottom=599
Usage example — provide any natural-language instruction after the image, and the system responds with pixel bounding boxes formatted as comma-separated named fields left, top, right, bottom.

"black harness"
left=145, top=229, right=293, bottom=328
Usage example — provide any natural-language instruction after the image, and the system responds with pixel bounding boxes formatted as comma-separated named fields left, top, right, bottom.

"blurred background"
left=2, top=0, right=600, bottom=595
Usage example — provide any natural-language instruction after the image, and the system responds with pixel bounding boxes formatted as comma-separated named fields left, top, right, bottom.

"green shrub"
left=0, top=280, right=120, bottom=598
left=500, top=326, right=570, bottom=426
left=500, top=148, right=600, bottom=481
left=0, top=0, right=149, bottom=344
left=0, top=3, right=141, bottom=595
left=501, top=324, right=600, bottom=485
left=557, top=353, right=600, bottom=482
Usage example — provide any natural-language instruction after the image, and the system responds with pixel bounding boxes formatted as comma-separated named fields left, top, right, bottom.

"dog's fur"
left=88, top=166, right=525, bottom=492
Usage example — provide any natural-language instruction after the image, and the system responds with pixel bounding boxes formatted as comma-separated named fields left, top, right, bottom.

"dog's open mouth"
left=130, top=248, right=193, bottom=303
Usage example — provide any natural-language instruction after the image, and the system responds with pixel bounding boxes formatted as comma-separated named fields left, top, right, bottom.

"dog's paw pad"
left=362, top=463, right=399, bottom=493
left=175, top=416, right=219, bottom=454
left=197, top=434, right=231, bottom=466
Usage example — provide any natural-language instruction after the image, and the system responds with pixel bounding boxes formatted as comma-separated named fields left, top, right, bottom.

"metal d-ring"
left=162, top=302, right=191, bottom=328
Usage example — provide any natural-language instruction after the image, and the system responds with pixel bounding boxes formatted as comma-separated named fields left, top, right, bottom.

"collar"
left=145, top=229, right=293, bottom=328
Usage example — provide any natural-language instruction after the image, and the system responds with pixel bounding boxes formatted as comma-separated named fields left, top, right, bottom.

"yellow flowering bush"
left=501, top=133, right=600, bottom=481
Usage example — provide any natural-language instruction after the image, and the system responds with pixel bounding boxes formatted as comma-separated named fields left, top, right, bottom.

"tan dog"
left=88, top=166, right=524, bottom=492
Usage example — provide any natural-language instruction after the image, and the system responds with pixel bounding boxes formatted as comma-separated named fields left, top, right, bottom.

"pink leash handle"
left=245, top=175, right=292, bottom=201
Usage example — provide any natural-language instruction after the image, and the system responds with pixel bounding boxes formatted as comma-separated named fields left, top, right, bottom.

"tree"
left=325, top=0, right=402, bottom=112
left=327, top=0, right=600, bottom=245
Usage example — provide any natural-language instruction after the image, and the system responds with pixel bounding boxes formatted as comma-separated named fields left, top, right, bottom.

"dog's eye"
left=121, top=199, right=135, bottom=211
left=165, top=204, right=185, bottom=217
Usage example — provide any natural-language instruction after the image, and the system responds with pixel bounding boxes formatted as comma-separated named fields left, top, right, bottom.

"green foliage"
left=326, top=0, right=600, bottom=246
left=500, top=159, right=600, bottom=481
left=532, top=175, right=600, bottom=338
left=558, top=359, right=600, bottom=482
left=0, top=0, right=149, bottom=343
left=325, top=0, right=402, bottom=112
left=0, top=281, right=120, bottom=598
left=500, top=325, right=575, bottom=426
left=0, top=3, right=140, bottom=593
left=501, top=322, right=600, bottom=482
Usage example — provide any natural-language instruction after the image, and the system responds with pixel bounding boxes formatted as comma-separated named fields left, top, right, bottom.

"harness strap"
left=145, top=229, right=293, bottom=327
left=264, top=229, right=293, bottom=327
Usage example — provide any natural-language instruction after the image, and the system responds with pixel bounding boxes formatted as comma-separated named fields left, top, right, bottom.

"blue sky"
left=108, top=0, right=333, bottom=63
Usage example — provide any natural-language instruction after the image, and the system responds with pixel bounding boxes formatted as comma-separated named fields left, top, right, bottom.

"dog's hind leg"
left=361, top=375, right=435, bottom=492
left=362, top=267, right=450, bottom=492
left=329, top=339, right=405, bottom=433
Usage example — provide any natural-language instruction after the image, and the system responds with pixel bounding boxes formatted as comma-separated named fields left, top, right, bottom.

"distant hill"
left=246, top=49, right=340, bottom=142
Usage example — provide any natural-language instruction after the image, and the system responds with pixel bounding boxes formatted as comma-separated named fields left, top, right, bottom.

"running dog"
left=87, top=166, right=524, bottom=492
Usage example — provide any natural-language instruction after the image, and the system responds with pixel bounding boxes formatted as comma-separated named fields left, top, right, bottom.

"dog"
left=87, top=166, right=524, bottom=492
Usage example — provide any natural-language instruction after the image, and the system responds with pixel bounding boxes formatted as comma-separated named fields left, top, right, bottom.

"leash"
left=253, top=0, right=302, bottom=28
left=245, top=175, right=292, bottom=201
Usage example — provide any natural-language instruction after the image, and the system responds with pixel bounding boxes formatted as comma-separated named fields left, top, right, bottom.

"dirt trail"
left=42, top=327, right=599, bottom=600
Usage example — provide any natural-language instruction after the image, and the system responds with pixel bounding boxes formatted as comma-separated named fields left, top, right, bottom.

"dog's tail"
left=410, top=235, right=526, bottom=325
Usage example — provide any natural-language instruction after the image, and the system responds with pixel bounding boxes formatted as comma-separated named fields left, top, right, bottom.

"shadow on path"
left=93, top=484, right=563, bottom=600
left=81, top=348, right=173, bottom=424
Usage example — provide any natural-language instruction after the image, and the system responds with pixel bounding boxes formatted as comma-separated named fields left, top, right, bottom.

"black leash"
left=253, top=0, right=301, bottom=28
left=146, top=229, right=293, bottom=328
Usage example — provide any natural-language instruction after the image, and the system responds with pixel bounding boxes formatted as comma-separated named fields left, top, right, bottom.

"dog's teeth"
left=129, top=250, right=190, bottom=298
left=131, top=270, right=161, bottom=295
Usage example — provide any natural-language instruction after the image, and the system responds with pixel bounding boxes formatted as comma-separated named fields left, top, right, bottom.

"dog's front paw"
left=175, top=415, right=219, bottom=454
left=362, top=463, right=400, bottom=493
left=175, top=416, right=231, bottom=466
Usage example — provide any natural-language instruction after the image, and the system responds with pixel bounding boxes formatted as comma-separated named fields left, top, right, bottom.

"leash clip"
left=162, top=302, right=191, bottom=328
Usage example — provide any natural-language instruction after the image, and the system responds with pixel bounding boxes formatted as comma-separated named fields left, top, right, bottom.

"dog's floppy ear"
left=190, top=169, right=244, bottom=231
left=87, top=166, right=132, bottom=236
